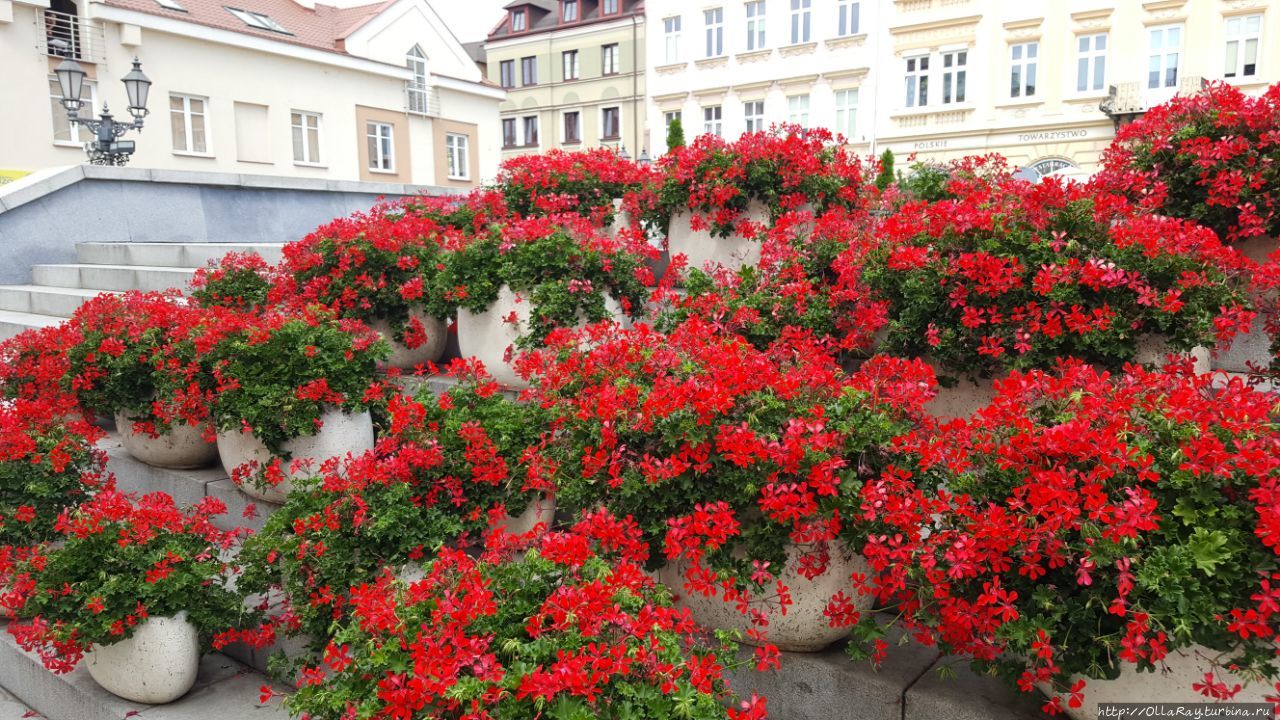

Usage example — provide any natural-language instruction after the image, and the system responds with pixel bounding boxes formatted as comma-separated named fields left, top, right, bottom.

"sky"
left=435, top=0, right=507, bottom=44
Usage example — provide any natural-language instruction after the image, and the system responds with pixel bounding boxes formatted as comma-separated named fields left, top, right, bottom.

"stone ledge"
left=905, top=659, right=1046, bottom=719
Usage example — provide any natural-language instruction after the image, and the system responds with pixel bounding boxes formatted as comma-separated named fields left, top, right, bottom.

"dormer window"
left=511, top=8, right=526, bottom=31
left=562, top=0, right=577, bottom=22
left=601, top=0, right=618, bottom=14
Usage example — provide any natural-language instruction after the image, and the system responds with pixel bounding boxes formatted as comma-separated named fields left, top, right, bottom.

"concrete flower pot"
left=370, top=306, right=448, bottom=372
left=655, top=542, right=869, bottom=653
left=667, top=200, right=769, bottom=274
left=926, top=371, right=1000, bottom=420
left=115, top=412, right=218, bottom=470
left=1134, top=336, right=1211, bottom=374
left=490, top=495, right=556, bottom=536
left=456, top=285, right=625, bottom=390
left=216, top=408, right=375, bottom=504
left=84, top=612, right=200, bottom=704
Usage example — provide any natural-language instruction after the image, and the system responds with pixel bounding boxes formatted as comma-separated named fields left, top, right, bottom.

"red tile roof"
left=98, top=0, right=394, bottom=55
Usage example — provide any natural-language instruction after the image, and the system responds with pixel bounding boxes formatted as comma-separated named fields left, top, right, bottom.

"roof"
left=488, top=0, right=643, bottom=42
left=462, top=40, right=486, bottom=64
left=97, top=0, right=396, bottom=55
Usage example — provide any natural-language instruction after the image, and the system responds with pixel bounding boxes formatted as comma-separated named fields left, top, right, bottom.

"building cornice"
left=484, top=14, right=642, bottom=51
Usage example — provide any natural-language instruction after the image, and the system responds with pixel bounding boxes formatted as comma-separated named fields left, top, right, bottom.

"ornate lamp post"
left=54, top=55, right=151, bottom=166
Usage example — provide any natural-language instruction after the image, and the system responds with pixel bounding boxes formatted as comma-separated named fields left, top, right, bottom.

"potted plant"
left=280, top=204, right=453, bottom=371
left=199, top=307, right=388, bottom=504
left=65, top=291, right=219, bottom=469
left=438, top=216, right=649, bottom=389
left=858, top=362, right=1280, bottom=717
left=0, top=323, right=84, bottom=419
left=189, top=251, right=281, bottom=312
left=6, top=490, right=252, bottom=704
left=496, top=146, right=660, bottom=224
left=525, top=317, right=933, bottom=652
left=270, top=509, right=768, bottom=720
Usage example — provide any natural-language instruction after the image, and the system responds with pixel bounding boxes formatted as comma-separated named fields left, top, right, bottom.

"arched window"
left=406, top=45, right=429, bottom=114
left=1029, top=158, right=1077, bottom=179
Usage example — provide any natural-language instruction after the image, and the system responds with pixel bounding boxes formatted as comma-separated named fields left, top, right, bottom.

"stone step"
left=0, top=285, right=113, bottom=318
left=0, top=630, right=285, bottom=720
left=31, top=264, right=197, bottom=293
left=76, top=242, right=286, bottom=269
left=0, top=309, right=65, bottom=342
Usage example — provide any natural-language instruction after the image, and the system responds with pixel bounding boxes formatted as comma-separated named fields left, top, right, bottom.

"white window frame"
left=789, top=0, right=811, bottom=44
left=705, top=8, right=724, bottom=58
left=406, top=45, right=429, bottom=115
left=510, top=9, right=526, bottom=31
left=1147, top=24, right=1183, bottom=89
left=904, top=54, right=929, bottom=108
left=787, top=93, right=809, bottom=127
left=562, top=49, right=580, bottom=80
left=941, top=49, right=967, bottom=105
left=445, top=132, right=469, bottom=180
left=703, top=105, right=722, bottom=137
left=833, top=88, right=857, bottom=140
left=170, top=93, right=210, bottom=155
left=602, top=0, right=618, bottom=14
left=366, top=121, right=394, bottom=173
left=664, top=16, right=682, bottom=63
left=664, top=110, right=682, bottom=132
left=226, top=7, right=288, bottom=33
left=746, top=1, right=766, bottom=51
left=1075, top=33, right=1107, bottom=93
left=1010, top=41, right=1038, bottom=98
left=49, top=76, right=97, bottom=146
left=743, top=100, right=765, bottom=133
left=602, top=44, right=620, bottom=75
left=837, top=0, right=858, bottom=37
left=1224, top=14, right=1262, bottom=79
left=291, top=110, right=322, bottom=166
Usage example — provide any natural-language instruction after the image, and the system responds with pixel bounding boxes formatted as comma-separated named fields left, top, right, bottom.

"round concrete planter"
left=84, top=612, right=200, bottom=705
left=667, top=200, right=769, bottom=274
left=491, top=495, right=556, bottom=536
left=216, top=408, right=375, bottom=504
left=456, top=285, right=625, bottom=390
left=926, top=371, right=1000, bottom=420
left=115, top=413, right=218, bottom=470
left=655, top=542, right=869, bottom=653
left=1134, top=336, right=1211, bottom=374
left=1043, top=644, right=1271, bottom=720
left=370, top=307, right=448, bottom=371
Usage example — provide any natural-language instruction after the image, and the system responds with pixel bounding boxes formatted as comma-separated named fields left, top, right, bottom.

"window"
left=406, top=45, right=429, bottom=114
left=523, top=115, right=539, bottom=146
left=563, top=111, right=581, bottom=143
left=664, top=110, right=682, bottom=129
left=837, top=0, right=858, bottom=36
left=562, top=0, right=577, bottom=22
left=1030, top=158, right=1076, bottom=179
left=746, top=1, right=766, bottom=51
left=521, top=56, right=537, bottom=86
left=499, top=59, right=515, bottom=88
left=511, top=9, right=526, bottom=31
left=502, top=118, right=517, bottom=148
left=601, top=107, right=620, bottom=139
left=942, top=49, right=967, bottom=104
left=602, top=0, right=618, bottom=14
left=291, top=111, right=321, bottom=164
left=1224, top=14, right=1261, bottom=79
left=743, top=100, right=764, bottom=133
left=705, top=8, right=723, bottom=57
left=703, top=105, right=722, bottom=136
left=155, top=0, right=185, bottom=11
left=905, top=55, right=928, bottom=107
left=602, top=44, right=620, bottom=75
left=664, top=16, right=682, bottom=63
left=1076, top=33, right=1107, bottom=92
left=446, top=133, right=469, bottom=180
left=787, top=94, right=809, bottom=127
left=1010, top=42, right=1038, bottom=98
left=49, top=76, right=96, bottom=144
left=170, top=93, right=208, bottom=154
left=563, top=50, right=580, bottom=80
left=1148, top=24, right=1182, bottom=89
left=834, top=89, right=857, bottom=139
left=789, top=0, right=810, bottom=44
left=366, top=121, right=394, bottom=172
left=225, top=7, right=289, bottom=33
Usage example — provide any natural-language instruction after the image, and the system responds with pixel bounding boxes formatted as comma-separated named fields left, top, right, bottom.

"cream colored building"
left=484, top=0, right=646, bottom=158
left=647, top=0, right=1277, bottom=176
left=0, top=0, right=505, bottom=187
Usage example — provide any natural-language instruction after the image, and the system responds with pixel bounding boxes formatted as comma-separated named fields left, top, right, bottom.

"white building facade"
left=0, top=0, right=505, bottom=188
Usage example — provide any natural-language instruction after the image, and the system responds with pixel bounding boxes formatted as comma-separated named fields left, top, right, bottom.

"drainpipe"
left=868, top=1, right=880, bottom=158
left=632, top=12, right=640, bottom=154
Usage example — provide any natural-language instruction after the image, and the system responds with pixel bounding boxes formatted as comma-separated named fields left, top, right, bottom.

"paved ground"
left=0, top=687, right=36, bottom=719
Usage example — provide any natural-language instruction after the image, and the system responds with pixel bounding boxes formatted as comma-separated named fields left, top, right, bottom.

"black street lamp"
left=55, top=55, right=151, bottom=166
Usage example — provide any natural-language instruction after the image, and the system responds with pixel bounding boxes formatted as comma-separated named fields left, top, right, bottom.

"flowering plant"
left=64, top=291, right=213, bottom=434
left=856, top=175, right=1256, bottom=378
left=1094, top=82, right=1280, bottom=242
left=0, top=405, right=104, bottom=550
left=198, top=308, right=388, bottom=454
left=280, top=204, right=451, bottom=346
left=497, top=147, right=661, bottom=224
left=7, top=490, right=251, bottom=673
left=437, top=216, right=649, bottom=348
left=277, top=510, right=766, bottom=720
left=858, top=363, right=1280, bottom=712
left=189, top=252, right=281, bottom=312
left=0, top=324, right=82, bottom=415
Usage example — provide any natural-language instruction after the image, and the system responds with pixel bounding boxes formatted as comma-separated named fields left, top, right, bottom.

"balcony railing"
left=36, top=9, right=107, bottom=65
left=406, top=83, right=440, bottom=117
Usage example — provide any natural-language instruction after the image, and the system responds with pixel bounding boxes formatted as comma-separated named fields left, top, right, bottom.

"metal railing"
left=406, top=83, right=440, bottom=117
left=36, top=9, right=107, bottom=65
